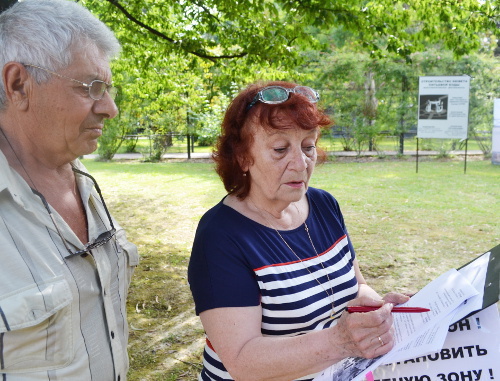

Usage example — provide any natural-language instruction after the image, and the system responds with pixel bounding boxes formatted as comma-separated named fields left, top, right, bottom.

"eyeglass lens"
left=260, top=86, right=318, bottom=103
left=294, top=86, right=319, bottom=102
left=90, top=81, right=117, bottom=100
left=261, top=87, right=289, bottom=102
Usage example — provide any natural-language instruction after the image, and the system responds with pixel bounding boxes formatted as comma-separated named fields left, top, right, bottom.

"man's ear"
left=2, top=62, right=30, bottom=111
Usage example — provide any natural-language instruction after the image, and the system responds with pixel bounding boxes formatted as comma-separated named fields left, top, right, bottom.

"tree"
left=84, top=0, right=500, bottom=62
left=305, top=34, right=499, bottom=155
left=79, top=0, right=499, bottom=158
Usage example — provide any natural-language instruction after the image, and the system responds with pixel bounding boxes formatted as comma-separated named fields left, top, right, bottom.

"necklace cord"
left=248, top=198, right=336, bottom=318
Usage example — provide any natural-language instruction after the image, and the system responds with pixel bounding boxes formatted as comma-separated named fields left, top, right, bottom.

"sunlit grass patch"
left=82, top=157, right=499, bottom=380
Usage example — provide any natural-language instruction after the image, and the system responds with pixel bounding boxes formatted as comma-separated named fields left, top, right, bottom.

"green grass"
left=81, top=157, right=500, bottom=380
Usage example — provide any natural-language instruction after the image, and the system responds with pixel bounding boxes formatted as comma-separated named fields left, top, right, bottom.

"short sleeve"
left=188, top=204, right=261, bottom=315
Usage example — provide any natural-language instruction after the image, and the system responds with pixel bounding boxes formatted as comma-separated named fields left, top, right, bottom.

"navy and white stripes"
left=189, top=187, right=359, bottom=381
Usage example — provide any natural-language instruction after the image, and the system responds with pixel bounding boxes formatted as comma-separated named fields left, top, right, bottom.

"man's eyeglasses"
left=246, top=85, right=320, bottom=111
left=32, top=167, right=116, bottom=257
left=23, top=63, right=117, bottom=101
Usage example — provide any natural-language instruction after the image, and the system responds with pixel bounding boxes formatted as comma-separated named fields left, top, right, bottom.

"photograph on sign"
left=419, top=94, right=448, bottom=120
left=417, top=76, right=470, bottom=139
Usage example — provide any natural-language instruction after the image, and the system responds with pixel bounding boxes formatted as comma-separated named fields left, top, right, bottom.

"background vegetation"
left=82, top=157, right=500, bottom=380
left=75, top=0, right=500, bottom=160
left=1, top=0, right=498, bottom=379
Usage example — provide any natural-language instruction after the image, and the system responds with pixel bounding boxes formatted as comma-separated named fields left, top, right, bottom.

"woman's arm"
left=200, top=259, right=409, bottom=381
left=200, top=303, right=393, bottom=381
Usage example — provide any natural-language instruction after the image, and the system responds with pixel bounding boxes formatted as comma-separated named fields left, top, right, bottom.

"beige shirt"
left=0, top=151, right=139, bottom=381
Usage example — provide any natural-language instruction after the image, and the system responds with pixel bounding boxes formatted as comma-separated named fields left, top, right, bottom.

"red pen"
left=347, top=306, right=430, bottom=313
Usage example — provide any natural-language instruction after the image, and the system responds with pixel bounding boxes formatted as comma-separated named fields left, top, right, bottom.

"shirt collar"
left=0, top=150, right=97, bottom=253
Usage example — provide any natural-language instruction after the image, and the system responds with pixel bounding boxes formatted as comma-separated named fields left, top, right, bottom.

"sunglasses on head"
left=246, top=85, right=320, bottom=111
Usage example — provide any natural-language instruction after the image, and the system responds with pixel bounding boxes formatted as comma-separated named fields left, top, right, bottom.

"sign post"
left=493, top=99, right=500, bottom=165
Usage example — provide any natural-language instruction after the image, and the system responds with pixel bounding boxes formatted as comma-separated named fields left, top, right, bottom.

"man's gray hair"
left=0, top=0, right=121, bottom=109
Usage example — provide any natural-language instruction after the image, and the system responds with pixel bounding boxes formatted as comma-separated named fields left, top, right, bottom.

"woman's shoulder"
left=198, top=199, right=229, bottom=225
left=307, top=186, right=338, bottom=205
left=196, top=197, right=248, bottom=236
left=307, top=187, right=343, bottom=220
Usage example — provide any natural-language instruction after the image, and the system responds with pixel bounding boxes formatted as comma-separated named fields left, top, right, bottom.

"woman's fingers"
left=337, top=304, right=395, bottom=358
left=383, top=292, right=411, bottom=305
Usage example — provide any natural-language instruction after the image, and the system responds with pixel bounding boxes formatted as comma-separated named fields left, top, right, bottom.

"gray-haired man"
left=0, top=1, right=138, bottom=380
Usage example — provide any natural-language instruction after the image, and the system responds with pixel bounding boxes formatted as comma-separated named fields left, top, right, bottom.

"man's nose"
left=93, top=91, right=118, bottom=119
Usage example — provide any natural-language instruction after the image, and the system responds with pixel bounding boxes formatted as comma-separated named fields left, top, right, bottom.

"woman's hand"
left=382, top=292, right=411, bottom=305
left=333, top=295, right=394, bottom=359
left=332, top=291, right=411, bottom=360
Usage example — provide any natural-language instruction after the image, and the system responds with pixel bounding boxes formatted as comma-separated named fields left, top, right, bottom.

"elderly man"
left=0, top=1, right=138, bottom=380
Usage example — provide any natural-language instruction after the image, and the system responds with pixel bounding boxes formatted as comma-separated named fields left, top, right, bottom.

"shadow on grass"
left=127, top=242, right=204, bottom=381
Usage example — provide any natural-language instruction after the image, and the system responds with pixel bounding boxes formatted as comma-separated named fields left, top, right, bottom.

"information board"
left=417, top=76, right=470, bottom=139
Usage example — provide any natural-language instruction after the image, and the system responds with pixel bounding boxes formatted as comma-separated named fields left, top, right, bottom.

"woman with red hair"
left=188, top=81, right=408, bottom=380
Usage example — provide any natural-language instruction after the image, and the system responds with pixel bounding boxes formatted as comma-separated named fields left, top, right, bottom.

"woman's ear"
left=237, top=155, right=250, bottom=174
left=2, top=62, right=31, bottom=111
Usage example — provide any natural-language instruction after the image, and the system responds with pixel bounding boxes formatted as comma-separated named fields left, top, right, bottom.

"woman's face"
left=244, top=122, right=319, bottom=209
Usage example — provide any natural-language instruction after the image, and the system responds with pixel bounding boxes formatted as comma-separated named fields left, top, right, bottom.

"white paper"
left=313, top=270, right=478, bottom=381
left=451, top=251, right=490, bottom=322
left=372, top=304, right=500, bottom=380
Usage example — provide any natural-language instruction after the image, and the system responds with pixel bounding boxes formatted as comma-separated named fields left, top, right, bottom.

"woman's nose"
left=288, top=148, right=309, bottom=171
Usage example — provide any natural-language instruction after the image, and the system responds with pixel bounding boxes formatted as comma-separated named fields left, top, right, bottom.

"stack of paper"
left=313, top=244, right=500, bottom=381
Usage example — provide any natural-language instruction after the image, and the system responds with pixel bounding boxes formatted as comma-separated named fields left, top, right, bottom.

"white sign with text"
left=417, top=76, right=470, bottom=139
left=371, top=304, right=500, bottom=381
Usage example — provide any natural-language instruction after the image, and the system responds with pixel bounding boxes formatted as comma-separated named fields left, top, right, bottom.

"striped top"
left=188, top=187, right=359, bottom=380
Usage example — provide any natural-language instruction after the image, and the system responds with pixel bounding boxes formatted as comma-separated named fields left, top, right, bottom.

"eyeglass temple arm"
left=31, top=188, right=74, bottom=254
left=246, top=96, right=261, bottom=111
left=71, top=167, right=115, bottom=230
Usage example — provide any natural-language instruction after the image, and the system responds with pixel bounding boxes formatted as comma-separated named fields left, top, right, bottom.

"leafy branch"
left=106, top=0, right=247, bottom=61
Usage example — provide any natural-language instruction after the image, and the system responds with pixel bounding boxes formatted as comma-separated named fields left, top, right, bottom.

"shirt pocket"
left=0, top=277, right=73, bottom=373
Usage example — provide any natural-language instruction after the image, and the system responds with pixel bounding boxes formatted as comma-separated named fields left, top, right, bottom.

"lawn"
left=82, top=157, right=499, bottom=380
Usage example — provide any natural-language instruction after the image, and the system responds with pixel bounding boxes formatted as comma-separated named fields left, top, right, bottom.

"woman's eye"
left=302, top=145, right=316, bottom=155
left=274, top=147, right=287, bottom=154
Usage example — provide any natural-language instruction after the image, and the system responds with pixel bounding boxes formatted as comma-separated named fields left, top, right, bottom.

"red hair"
left=213, top=81, right=331, bottom=199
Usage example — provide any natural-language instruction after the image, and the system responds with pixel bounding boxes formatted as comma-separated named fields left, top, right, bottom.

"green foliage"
left=84, top=0, right=500, bottom=64
left=97, top=98, right=131, bottom=160
left=195, top=108, right=222, bottom=147
left=79, top=0, right=499, bottom=159
left=192, top=92, right=228, bottom=146
left=97, top=118, right=123, bottom=160
left=305, top=40, right=499, bottom=155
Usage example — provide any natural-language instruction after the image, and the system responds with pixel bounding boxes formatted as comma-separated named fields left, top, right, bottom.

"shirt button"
left=110, top=331, right=115, bottom=339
